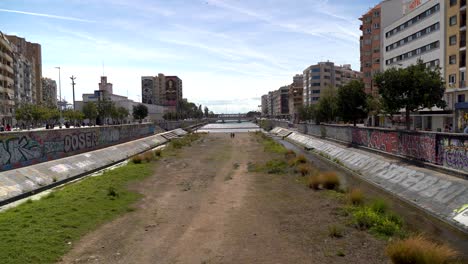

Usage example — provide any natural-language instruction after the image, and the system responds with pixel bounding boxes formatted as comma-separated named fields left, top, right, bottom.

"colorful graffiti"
left=399, top=134, right=437, bottom=163
left=368, top=130, right=398, bottom=154
left=439, top=137, right=468, bottom=172
left=0, top=124, right=155, bottom=172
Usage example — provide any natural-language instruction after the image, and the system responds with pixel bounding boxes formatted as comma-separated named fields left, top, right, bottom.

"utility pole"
left=55, top=67, right=62, bottom=123
left=70, top=75, right=76, bottom=111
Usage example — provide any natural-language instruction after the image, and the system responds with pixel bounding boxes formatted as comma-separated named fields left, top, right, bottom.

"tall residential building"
left=445, top=0, right=468, bottom=132
left=42, top=77, right=57, bottom=108
left=261, top=94, right=268, bottom=116
left=12, top=45, right=35, bottom=105
left=289, top=74, right=304, bottom=123
left=0, top=32, right=15, bottom=126
left=273, top=86, right=289, bottom=118
left=6, top=34, right=42, bottom=104
left=141, top=73, right=183, bottom=112
left=360, top=3, right=382, bottom=95
left=303, top=61, right=362, bottom=106
left=383, top=1, right=444, bottom=72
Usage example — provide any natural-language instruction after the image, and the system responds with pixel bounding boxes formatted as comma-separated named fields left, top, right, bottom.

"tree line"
left=299, top=60, right=445, bottom=130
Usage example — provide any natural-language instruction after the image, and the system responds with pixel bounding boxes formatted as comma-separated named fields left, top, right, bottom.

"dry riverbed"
left=60, top=133, right=389, bottom=264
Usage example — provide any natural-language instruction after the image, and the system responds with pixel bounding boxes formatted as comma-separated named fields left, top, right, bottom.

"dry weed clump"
left=386, top=235, right=458, bottom=264
left=348, top=188, right=364, bottom=205
left=131, top=155, right=143, bottom=164
left=321, top=172, right=340, bottom=190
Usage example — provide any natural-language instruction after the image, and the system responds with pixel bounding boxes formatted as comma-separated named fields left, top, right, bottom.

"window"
left=458, top=94, right=466, bottom=102
left=366, top=28, right=371, bottom=34
left=373, top=23, right=380, bottom=29
left=311, top=68, right=320, bottom=72
left=450, top=35, right=457, bottom=45
left=450, top=15, right=457, bottom=26
left=385, top=4, right=440, bottom=38
left=373, top=11, right=380, bottom=17
left=450, top=55, right=457, bottom=65
left=449, top=74, right=456, bottom=84
left=312, top=83, right=320, bottom=86
left=312, top=76, right=320, bottom=80
left=312, top=90, right=320, bottom=94
left=450, top=0, right=457, bottom=7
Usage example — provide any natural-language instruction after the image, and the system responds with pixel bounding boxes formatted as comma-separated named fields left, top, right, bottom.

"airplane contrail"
left=0, top=8, right=95, bottom=23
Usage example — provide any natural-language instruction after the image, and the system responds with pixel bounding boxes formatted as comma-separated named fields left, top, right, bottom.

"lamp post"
left=70, top=75, right=76, bottom=110
left=55, top=67, right=62, bottom=123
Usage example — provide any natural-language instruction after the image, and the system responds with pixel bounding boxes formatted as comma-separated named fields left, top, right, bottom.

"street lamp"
left=70, top=75, right=76, bottom=111
left=55, top=67, right=62, bottom=123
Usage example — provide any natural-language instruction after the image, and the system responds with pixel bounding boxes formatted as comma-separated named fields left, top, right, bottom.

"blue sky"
left=0, top=0, right=378, bottom=113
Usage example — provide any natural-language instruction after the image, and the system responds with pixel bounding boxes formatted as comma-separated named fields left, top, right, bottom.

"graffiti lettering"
left=369, top=131, right=398, bottom=153
left=64, top=132, right=97, bottom=153
left=399, top=134, right=436, bottom=163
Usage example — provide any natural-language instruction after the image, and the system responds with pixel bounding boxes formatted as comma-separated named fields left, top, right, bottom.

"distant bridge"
left=216, top=114, right=255, bottom=123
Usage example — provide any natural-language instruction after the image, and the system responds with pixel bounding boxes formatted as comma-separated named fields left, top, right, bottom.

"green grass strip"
left=0, top=162, right=153, bottom=264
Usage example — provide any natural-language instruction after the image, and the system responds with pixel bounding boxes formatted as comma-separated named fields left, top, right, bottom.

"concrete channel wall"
left=269, top=127, right=468, bottom=233
left=265, top=121, right=468, bottom=174
left=155, top=120, right=207, bottom=131
left=0, top=128, right=191, bottom=205
left=0, top=124, right=156, bottom=172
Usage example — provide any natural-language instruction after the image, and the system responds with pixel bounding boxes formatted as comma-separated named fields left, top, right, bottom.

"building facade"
left=12, top=46, right=35, bottom=105
left=0, top=32, right=15, bottom=126
left=445, top=0, right=468, bottom=132
left=141, top=73, right=183, bottom=112
left=42, top=77, right=57, bottom=108
left=383, top=0, right=444, bottom=72
left=6, top=34, right=42, bottom=104
left=303, top=61, right=362, bottom=106
left=360, top=4, right=382, bottom=95
left=289, top=74, right=304, bottom=123
left=261, top=94, right=268, bottom=116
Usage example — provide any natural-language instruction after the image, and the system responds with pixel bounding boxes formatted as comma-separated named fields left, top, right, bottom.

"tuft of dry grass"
left=321, top=172, right=340, bottom=190
left=348, top=188, right=364, bottom=205
left=284, top=150, right=296, bottom=160
left=307, top=175, right=321, bottom=190
left=386, top=235, right=458, bottom=264
left=131, top=155, right=143, bottom=164
left=328, top=224, right=344, bottom=238
left=298, top=164, right=312, bottom=176
left=142, top=151, right=155, bottom=162
left=296, top=155, right=307, bottom=164
left=153, top=149, right=162, bottom=157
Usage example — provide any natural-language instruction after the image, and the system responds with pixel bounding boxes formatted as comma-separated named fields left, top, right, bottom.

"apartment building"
left=12, top=46, right=35, bottom=105
left=42, top=77, right=57, bottom=108
left=445, top=0, right=468, bottom=132
left=6, top=35, right=42, bottom=104
left=360, top=4, right=382, bottom=95
left=289, top=74, right=304, bottom=123
left=261, top=94, right=268, bottom=116
left=383, top=1, right=444, bottom=72
left=303, top=62, right=362, bottom=106
left=0, top=32, right=15, bottom=126
left=273, top=86, right=289, bottom=118
left=382, top=0, right=448, bottom=131
left=141, top=73, right=183, bottom=112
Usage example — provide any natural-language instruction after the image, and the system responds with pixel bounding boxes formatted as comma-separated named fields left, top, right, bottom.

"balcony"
left=460, top=80, right=466, bottom=88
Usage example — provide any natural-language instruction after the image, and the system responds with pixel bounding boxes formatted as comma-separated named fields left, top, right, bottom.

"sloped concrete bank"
left=270, top=127, right=468, bottom=234
left=0, top=128, right=189, bottom=206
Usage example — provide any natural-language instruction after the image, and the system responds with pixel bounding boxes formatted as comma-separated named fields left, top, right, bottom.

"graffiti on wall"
left=439, top=137, right=468, bottom=171
left=351, top=129, right=368, bottom=146
left=399, top=134, right=437, bottom=163
left=368, top=130, right=398, bottom=154
left=0, top=124, right=154, bottom=172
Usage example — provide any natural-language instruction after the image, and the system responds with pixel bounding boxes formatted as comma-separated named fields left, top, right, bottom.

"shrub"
left=298, top=164, right=311, bottom=176
left=371, top=218, right=400, bottom=237
left=132, top=155, right=142, bottom=164
left=353, top=207, right=380, bottom=230
left=264, top=159, right=288, bottom=174
left=107, top=186, right=118, bottom=197
left=386, top=235, right=458, bottom=264
left=143, top=151, right=154, bottom=162
left=321, top=172, right=340, bottom=190
left=370, top=198, right=388, bottom=214
left=348, top=188, right=364, bottom=205
left=308, top=175, right=321, bottom=190
left=328, top=224, right=344, bottom=238
left=296, top=155, right=307, bottom=164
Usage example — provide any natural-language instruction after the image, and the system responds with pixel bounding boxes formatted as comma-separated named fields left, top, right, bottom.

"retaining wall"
left=270, top=128, right=468, bottom=232
left=271, top=122, right=468, bottom=174
left=0, top=124, right=155, bottom=172
left=155, top=120, right=206, bottom=131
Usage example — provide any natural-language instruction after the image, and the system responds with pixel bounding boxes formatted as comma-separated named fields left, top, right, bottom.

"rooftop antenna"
left=102, top=60, right=105, bottom=76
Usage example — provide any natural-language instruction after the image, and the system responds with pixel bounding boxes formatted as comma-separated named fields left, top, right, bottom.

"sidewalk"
left=270, top=127, right=468, bottom=233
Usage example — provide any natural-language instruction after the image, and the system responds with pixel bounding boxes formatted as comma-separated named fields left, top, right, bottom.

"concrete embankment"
left=269, top=127, right=468, bottom=234
left=0, top=128, right=189, bottom=206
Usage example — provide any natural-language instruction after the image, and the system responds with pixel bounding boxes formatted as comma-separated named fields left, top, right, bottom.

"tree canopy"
left=336, top=80, right=368, bottom=126
left=133, top=104, right=148, bottom=122
left=316, top=86, right=338, bottom=123
left=374, top=60, right=446, bottom=130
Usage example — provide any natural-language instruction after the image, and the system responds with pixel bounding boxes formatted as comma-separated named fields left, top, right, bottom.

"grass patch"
left=0, top=162, right=153, bottom=264
left=348, top=188, right=364, bottom=205
left=255, top=132, right=287, bottom=154
left=168, top=133, right=201, bottom=150
left=350, top=204, right=403, bottom=238
left=249, top=159, right=288, bottom=174
left=328, top=224, right=344, bottom=238
left=284, top=150, right=296, bottom=160
left=386, top=235, right=459, bottom=264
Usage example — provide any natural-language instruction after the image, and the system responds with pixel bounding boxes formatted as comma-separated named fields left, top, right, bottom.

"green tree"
left=298, top=104, right=317, bottom=122
left=116, top=107, right=129, bottom=123
left=97, top=98, right=115, bottom=124
left=337, top=80, right=368, bottom=126
left=14, top=103, right=34, bottom=127
left=316, top=86, right=338, bottom=123
left=82, top=102, right=98, bottom=124
left=132, top=104, right=148, bottom=122
left=204, top=106, right=209, bottom=118
left=374, top=60, right=446, bottom=130
left=63, top=109, right=84, bottom=125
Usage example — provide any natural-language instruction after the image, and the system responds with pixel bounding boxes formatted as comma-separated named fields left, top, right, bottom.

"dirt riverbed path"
left=60, top=133, right=388, bottom=264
